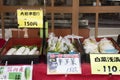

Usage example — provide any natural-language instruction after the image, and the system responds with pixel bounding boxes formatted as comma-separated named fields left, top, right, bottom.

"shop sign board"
left=47, top=52, right=81, bottom=74
left=0, top=65, right=33, bottom=80
left=17, top=9, right=43, bottom=28
left=90, top=54, right=120, bottom=75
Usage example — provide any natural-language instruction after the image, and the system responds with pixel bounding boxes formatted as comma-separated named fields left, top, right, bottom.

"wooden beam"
left=1, top=5, right=120, bottom=13
left=0, top=6, right=72, bottom=13
left=79, top=6, right=120, bottom=13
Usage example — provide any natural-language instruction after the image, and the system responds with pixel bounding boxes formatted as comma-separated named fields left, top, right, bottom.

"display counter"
left=0, top=37, right=120, bottom=80
left=0, top=38, right=6, bottom=52
left=33, top=62, right=120, bottom=80
left=0, top=39, right=6, bottom=48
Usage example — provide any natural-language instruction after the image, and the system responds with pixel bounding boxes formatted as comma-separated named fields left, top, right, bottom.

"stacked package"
left=83, top=38, right=119, bottom=54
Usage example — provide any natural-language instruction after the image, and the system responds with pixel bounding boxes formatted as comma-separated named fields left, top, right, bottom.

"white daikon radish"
left=6, top=48, right=17, bottom=55
left=15, top=46, right=26, bottom=55
left=22, top=47, right=30, bottom=55
left=29, top=47, right=37, bottom=55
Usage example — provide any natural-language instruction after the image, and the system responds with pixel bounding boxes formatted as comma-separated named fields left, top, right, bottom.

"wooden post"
left=1, top=13, right=5, bottom=39
left=72, top=0, right=79, bottom=35
left=0, top=0, right=5, bottom=39
left=0, top=0, right=2, bottom=5
left=51, top=0, right=54, bottom=32
left=95, top=0, right=99, bottom=38
left=95, top=12, right=99, bottom=38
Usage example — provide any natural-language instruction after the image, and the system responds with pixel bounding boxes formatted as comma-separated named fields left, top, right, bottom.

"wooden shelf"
left=0, top=0, right=120, bottom=38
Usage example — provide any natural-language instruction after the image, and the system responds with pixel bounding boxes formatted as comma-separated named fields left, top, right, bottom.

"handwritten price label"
left=47, top=53, right=81, bottom=74
left=0, top=65, right=33, bottom=80
left=90, top=54, right=120, bottom=75
left=17, top=9, right=43, bottom=28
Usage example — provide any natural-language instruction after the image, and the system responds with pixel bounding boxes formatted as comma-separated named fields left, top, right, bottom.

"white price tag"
left=47, top=53, right=81, bottom=74
left=0, top=65, right=33, bottom=80
left=90, top=54, right=120, bottom=75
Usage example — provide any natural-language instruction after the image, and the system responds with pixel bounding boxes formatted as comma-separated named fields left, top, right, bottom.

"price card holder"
left=90, top=54, right=120, bottom=75
left=0, top=61, right=33, bottom=80
left=47, top=53, right=81, bottom=75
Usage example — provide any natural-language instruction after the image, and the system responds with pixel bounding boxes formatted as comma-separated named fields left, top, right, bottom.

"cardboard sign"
left=0, top=65, right=33, bottom=80
left=47, top=53, right=81, bottom=74
left=90, top=54, right=120, bottom=75
left=17, top=9, right=43, bottom=28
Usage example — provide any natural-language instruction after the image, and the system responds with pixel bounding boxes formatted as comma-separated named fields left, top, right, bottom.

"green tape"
left=40, top=21, right=48, bottom=38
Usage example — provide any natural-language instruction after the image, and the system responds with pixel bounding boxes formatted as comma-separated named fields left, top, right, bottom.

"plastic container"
left=0, top=38, right=42, bottom=64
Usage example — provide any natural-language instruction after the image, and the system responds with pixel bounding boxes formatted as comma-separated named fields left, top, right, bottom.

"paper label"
left=17, top=9, right=43, bottom=28
left=0, top=65, right=33, bottom=80
left=47, top=53, right=81, bottom=74
left=90, top=54, right=120, bottom=75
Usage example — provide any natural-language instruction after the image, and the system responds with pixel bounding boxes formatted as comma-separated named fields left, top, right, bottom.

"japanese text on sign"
left=90, top=54, right=120, bottom=75
left=47, top=53, right=81, bottom=74
left=17, top=9, right=43, bottom=28
left=0, top=65, right=33, bottom=80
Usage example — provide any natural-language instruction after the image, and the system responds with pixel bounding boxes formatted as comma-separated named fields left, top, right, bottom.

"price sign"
left=17, top=9, right=43, bottom=28
left=0, top=65, right=33, bottom=80
left=90, top=54, right=120, bottom=75
left=47, top=53, right=81, bottom=74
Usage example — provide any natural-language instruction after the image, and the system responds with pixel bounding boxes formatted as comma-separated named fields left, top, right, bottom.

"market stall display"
left=0, top=34, right=120, bottom=79
left=0, top=1, right=119, bottom=78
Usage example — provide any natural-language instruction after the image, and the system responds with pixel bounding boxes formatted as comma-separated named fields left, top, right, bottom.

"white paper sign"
left=17, top=9, right=43, bottom=28
left=0, top=65, right=33, bottom=80
left=90, top=54, right=120, bottom=75
left=47, top=53, right=81, bottom=74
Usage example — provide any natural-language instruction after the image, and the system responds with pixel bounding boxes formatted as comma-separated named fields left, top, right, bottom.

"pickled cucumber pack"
left=6, top=45, right=39, bottom=55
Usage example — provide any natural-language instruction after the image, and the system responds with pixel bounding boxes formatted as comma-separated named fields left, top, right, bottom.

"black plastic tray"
left=0, top=38, right=43, bottom=64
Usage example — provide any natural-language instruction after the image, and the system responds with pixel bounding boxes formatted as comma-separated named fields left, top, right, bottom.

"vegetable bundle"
left=47, top=34, right=77, bottom=54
